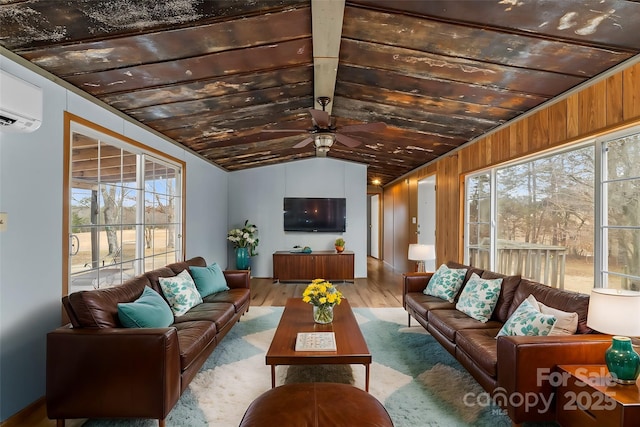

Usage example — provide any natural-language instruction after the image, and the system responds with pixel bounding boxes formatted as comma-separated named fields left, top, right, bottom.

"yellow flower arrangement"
left=302, top=279, right=343, bottom=307
left=303, top=279, right=343, bottom=323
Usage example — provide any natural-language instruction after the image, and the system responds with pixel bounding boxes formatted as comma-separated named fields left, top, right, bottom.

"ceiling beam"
left=311, top=0, right=345, bottom=114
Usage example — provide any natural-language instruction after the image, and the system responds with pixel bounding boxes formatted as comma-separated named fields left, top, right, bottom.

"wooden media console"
left=272, top=250, right=354, bottom=282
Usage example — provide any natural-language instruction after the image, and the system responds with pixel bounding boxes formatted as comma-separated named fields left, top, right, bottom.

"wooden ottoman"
left=239, top=383, right=394, bottom=427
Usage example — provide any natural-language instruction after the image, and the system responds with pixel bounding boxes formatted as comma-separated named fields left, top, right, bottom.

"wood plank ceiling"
left=2, top=0, right=640, bottom=186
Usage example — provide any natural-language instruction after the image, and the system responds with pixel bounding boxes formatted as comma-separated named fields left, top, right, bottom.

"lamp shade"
left=587, top=288, right=640, bottom=337
left=408, top=244, right=435, bottom=261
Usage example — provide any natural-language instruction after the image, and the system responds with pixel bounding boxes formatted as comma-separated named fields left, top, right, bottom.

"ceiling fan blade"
left=262, top=129, right=306, bottom=133
left=335, top=133, right=362, bottom=148
left=293, top=136, right=314, bottom=149
left=338, top=122, right=386, bottom=133
left=309, top=108, right=330, bottom=128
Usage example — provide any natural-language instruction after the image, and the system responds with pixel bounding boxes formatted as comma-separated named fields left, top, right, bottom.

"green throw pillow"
left=496, top=299, right=557, bottom=337
left=455, top=273, right=502, bottom=322
left=190, top=263, right=230, bottom=297
left=423, top=264, right=468, bottom=303
left=159, top=269, right=203, bottom=316
left=117, top=286, right=174, bottom=328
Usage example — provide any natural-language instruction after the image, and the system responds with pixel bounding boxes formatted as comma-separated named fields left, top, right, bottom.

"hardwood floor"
left=250, top=256, right=404, bottom=308
left=23, top=256, right=402, bottom=427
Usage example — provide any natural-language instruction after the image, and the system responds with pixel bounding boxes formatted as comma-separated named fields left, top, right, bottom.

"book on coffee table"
left=295, top=332, right=337, bottom=351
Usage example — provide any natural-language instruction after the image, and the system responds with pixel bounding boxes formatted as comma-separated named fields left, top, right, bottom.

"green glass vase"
left=235, top=247, right=250, bottom=270
left=605, top=336, right=640, bottom=384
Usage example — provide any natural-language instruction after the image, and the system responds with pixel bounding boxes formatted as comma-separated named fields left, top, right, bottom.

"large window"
left=465, top=126, right=640, bottom=293
left=601, top=132, right=640, bottom=291
left=65, top=114, right=184, bottom=294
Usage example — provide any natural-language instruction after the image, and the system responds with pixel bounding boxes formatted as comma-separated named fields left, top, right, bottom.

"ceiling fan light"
left=314, top=134, right=335, bottom=148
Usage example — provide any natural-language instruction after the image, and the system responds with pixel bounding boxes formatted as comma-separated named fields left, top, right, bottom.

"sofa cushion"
left=203, top=288, right=251, bottom=312
left=172, top=320, right=218, bottom=371
left=172, top=302, right=236, bottom=331
left=117, top=286, right=174, bottom=328
left=456, top=328, right=501, bottom=378
left=526, top=294, right=578, bottom=336
left=405, top=293, right=456, bottom=320
left=159, top=269, right=203, bottom=316
left=424, top=264, right=467, bottom=302
left=481, top=271, right=521, bottom=323
left=428, top=309, right=504, bottom=342
left=456, top=273, right=503, bottom=323
left=66, top=275, right=149, bottom=328
left=510, top=278, right=592, bottom=333
left=497, top=299, right=557, bottom=337
left=190, top=263, right=230, bottom=298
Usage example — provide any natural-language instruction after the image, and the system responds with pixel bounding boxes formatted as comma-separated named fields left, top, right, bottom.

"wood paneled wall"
left=382, top=61, right=640, bottom=272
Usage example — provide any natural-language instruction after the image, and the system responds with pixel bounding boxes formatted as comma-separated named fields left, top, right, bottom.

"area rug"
left=84, top=307, right=554, bottom=427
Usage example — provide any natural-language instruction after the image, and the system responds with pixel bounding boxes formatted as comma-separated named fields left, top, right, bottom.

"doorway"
left=368, top=194, right=380, bottom=259
left=417, top=175, right=436, bottom=271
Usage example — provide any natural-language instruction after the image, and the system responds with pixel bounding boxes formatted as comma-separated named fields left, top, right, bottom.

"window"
left=601, top=132, right=640, bottom=291
left=65, top=114, right=184, bottom=294
left=465, top=126, right=640, bottom=293
left=466, top=145, right=597, bottom=292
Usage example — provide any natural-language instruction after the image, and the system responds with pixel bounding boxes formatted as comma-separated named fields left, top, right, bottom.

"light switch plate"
left=0, top=212, right=7, bottom=232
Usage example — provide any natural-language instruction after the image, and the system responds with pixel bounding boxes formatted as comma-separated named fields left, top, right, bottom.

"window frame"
left=463, top=124, right=640, bottom=291
left=63, top=112, right=186, bottom=296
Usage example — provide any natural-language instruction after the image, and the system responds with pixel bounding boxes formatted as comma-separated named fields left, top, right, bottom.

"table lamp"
left=408, top=244, right=435, bottom=273
left=587, top=288, right=640, bottom=384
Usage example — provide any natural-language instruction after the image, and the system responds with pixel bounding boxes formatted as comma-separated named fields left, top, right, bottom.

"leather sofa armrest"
left=496, top=334, right=611, bottom=424
left=402, top=272, right=433, bottom=306
left=47, top=325, right=181, bottom=420
left=224, top=269, right=250, bottom=289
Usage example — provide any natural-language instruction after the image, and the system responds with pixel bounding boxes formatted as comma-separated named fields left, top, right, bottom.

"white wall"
left=0, top=55, right=228, bottom=421
left=227, top=157, right=368, bottom=278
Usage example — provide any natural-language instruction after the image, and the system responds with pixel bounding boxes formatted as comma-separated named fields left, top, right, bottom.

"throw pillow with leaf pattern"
left=159, top=269, right=203, bottom=316
left=423, top=264, right=468, bottom=303
left=455, top=273, right=502, bottom=322
left=496, top=298, right=557, bottom=337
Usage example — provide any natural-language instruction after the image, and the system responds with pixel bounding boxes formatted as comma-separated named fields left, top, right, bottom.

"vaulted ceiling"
left=2, top=0, right=640, bottom=186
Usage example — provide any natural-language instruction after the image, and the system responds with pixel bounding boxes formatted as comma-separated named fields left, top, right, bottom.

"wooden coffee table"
left=265, top=298, right=372, bottom=391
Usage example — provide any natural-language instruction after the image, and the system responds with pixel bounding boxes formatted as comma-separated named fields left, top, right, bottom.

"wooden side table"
left=556, top=365, right=640, bottom=427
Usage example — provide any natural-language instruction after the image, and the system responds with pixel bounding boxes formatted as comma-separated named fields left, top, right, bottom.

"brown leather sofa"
left=46, top=256, right=250, bottom=427
left=403, top=261, right=612, bottom=425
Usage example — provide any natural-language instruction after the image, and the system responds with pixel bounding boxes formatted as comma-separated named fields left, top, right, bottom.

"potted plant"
left=227, top=220, right=259, bottom=269
left=334, top=238, right=345, bottom=253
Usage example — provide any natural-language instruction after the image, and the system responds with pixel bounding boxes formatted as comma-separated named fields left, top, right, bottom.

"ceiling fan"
left=263, top=97, right=386, bottom=157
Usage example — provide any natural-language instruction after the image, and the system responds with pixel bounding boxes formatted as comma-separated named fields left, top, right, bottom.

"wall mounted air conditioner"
left=0, top=69, right=43, bottom=133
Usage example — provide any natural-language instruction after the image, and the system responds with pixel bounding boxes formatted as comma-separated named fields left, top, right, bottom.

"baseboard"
left=0, top=398, right=85, bottom=427
left=0, top=397, right=45, bottom=427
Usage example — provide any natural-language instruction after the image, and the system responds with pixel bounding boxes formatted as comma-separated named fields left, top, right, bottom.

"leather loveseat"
left=403, top=261, right=612, bottom=425
left=46, top=256, right=250, bottom=427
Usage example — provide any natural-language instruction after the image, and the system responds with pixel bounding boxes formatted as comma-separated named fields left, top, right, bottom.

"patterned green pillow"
left=159, top=269, right=203, bottom=316
left=455, top=273, right=502, bottom=322
left=496, top=299, right=557, bottom=337
left=423, top=264, right=468, bottom=302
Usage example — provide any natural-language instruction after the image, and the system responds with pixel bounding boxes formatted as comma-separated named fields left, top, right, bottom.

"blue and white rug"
left=85, top=307, right=548, bottom=427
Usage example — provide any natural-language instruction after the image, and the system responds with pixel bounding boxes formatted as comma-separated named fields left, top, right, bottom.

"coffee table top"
left=265, top=298, right=371, bottom=366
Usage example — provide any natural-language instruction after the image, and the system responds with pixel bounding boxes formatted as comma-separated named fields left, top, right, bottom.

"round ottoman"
left=239, top=383, right=394, bottom=427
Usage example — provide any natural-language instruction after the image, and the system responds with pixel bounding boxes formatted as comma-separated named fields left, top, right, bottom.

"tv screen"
left=284, top=197, right=346, bottom=232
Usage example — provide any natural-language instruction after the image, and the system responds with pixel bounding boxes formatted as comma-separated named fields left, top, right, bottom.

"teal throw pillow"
left=189, top=263, right=229, bottom=298
left=496, top=299, right=557, bottom=337
left=423, top=264, right=467, bottom=303
left=455, top=273, right=503, bottom=322
left=117, top=286, right=174, bottom=328
left=159, top=269, right=203, bottom=316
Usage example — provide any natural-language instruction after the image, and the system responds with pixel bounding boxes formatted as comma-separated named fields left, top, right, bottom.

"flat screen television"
left=283, top=197, right=346, bottom=232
